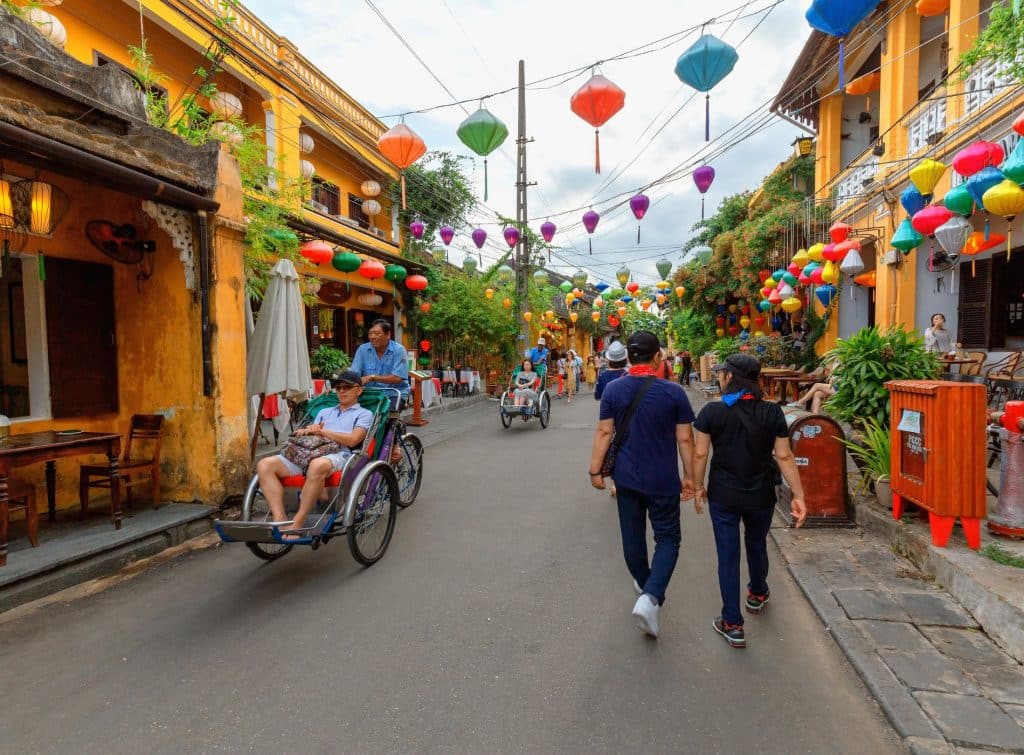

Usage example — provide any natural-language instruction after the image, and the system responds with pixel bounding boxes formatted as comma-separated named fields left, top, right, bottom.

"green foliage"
left=958, top=2, right=1024, bottom=85
left=981, top=544, right=1024, bottom=569
left=712, top=338, right=741, bottom=361
left=618, top=310, right=666, bottom=343
left=309, top=345, right=350, bottom=377
left=667, top=308, right=716, bottom=356
left=393, top=151, right=477, bottom=252
left=824, top=327, right=941, bottom=427
left=418, top=269, right=518, bottom=365
left=743, top=335, right=799, bottom=367
left=840, top=418, right=891, bottom=492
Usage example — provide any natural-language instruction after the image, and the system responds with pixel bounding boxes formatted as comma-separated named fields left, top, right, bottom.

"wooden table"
left=759, top=369, right=799, bottom=401
left=772, top=374, right=818, bottom=404
left=0, top=431, right=121, bottom=566
left=938, top=358, right=977, bottom=373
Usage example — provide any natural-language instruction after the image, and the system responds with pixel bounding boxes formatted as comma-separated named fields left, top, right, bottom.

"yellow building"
left=0, top=0, right=420, bottom=523
left=773, top=0, right=1022, bottom=354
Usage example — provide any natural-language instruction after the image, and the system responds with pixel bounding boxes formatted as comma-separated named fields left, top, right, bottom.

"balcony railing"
left=906, top=98, right=947, bottom=155
left=962, top=59, right=1016, bottom=118
left=834, top=153, right=879, bottom=210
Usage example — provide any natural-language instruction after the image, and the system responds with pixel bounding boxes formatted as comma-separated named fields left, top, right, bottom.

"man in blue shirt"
left=589, top=331, right=696, bottom=639
left=526, top=337, right=549, bottom=368
left=350, top=318, right=410, bottom=405
left=593, top=340, right=627, bottom=400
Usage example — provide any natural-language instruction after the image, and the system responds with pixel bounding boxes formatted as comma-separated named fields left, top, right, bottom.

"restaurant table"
left=0, top=431, right=122, bottom=567
left=421, top=377, right=441, bottom=408
left=772, top=374, right=818, bottom=404
left=759, top=369, right=800, bottom=401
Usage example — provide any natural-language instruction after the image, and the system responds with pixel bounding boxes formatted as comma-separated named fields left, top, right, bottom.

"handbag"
left=280, top=434, right=344, bottom=473
left=600, top=376, right=655, bottom=477
left=732, top=402, right=783, bottom=486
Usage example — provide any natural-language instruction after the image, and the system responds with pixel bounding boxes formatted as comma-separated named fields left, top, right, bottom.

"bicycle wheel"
left=347, top=461, right=398, bottom=566
left=394, top=433, right=424, bottom=508
left=241, top=475, right=293, bottom=562
left=500, top=392, right=513, bottom=428
left=538, top=391, right=551, bottom=428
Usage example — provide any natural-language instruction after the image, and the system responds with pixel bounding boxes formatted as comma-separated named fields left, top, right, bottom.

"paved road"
left=0, top=394, right=900, bottom=754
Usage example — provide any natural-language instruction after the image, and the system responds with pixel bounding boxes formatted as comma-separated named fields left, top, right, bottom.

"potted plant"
left=840, top=418, right=892, bottom=510
left=309, top=345, right=349, bottom=378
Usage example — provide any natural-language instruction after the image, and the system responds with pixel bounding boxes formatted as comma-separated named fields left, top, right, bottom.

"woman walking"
left=691, top=354, right=807, bottom=649
left=585, top=355, right=597, bottom=391
left=564, top=349, right=578, bottom=403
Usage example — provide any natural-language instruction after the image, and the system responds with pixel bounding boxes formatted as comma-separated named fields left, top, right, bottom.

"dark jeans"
left=709, top=503, right=775, bottom=625
left=615, top=485, right=681, bottom=605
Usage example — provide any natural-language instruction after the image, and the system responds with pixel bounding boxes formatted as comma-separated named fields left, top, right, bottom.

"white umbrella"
left=246, top=260, right=313, bottom=456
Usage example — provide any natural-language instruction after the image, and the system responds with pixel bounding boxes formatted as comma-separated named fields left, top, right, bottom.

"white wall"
left=913, top=245, right=961, bottom=340
left=838, top=281, right=872, bottom=339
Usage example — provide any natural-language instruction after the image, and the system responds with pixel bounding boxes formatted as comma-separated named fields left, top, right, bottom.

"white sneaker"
left=633, top=578, right=643, bottom=595
left=632, top=594, right=659, bottom=638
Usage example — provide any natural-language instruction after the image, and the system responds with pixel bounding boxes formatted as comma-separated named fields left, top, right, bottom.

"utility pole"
left=514, top=59, right=534, bottom=354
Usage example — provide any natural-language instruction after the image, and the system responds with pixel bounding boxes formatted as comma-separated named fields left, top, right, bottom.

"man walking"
left=691, top=354, right=806, bottom=649
left=589, top=331, right=696, bottom=638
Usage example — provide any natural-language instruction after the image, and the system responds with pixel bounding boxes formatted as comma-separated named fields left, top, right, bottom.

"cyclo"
left=499, top=361, right=551, bottom=429
left=214, top=387, right=423, bottom=566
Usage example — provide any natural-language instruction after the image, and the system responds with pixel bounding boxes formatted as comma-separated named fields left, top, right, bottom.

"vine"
left=958, top=1, right=1024, bottom=84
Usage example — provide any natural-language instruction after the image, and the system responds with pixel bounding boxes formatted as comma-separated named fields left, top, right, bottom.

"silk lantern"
left=630, top=194, right=650, bottom=243
left=609, top=315, right=621, bottom=327
left=540, top=220, right=557, bottom=243
left=909, top=158, right=946, bottom=200
left=573, top=268, right=588, bottom=289
left=901, top=185, right=927, bottom=217
left=966, top=166, right=1004, bottom=238
left=570, top=312, right=579, bottom=324
left=916, top=0, right=950, bottom=15
left=470, top=227, right=488, bottom=250
left=758, top=300, right=772, bottom=312
left=485, top=287, right=494, bottom=300
left=503, top=226, right=521, bottom=249
left=384, top=264, right=408, bottom=283
left=420, top=340, right=431, bottom=353
left=829, top=221, right=852, bottom=244
left=456, top=107, right=509, bottom=200
left=781, top=297, right=802, bottom=313
left=626, top=281, right=640, bottom=294
left=821, top=261, right=838, bottom=284
left=693, top=165, right=716, bottom=219
left=616, top=266, right=630, bottom=287
left=377, top=122, right=427, bottom=208
left=943, top=185, right=975, bottom=216
left=503, top=297, right=512, bottom=309
left=300, top=239, right=333, bottom=266
left=891, top=218, right=924, bottom=252
left=675, top=286, right=685, bottom=299
left=953, top=141, right=1004, bottom=178
left=570, top=74, right=626, bottom=173
left=332, top=250, right=361, bottom=275
left=406, top=274, right=429, bottom=291
left=853, top=270, right=876, bottom=287
left=523, top=311, right=533, bottom=322
left=815, top=284, right=837, bottom=308
left=582, top=209, right=600, bottom=253
left=358, top=259, right=386, bottom=289
left=674, top=36, right=739, bottom=141
left=420, top=302, right=432, bottom=314
left=592, top=311, right=601, bottom=322
left=409, top=220, right=425, bottom=240
left=808, top=242, right=826, bottom=261
left=463, top=256, right=478, bottom=276
left=962, top=231, right=1005, bottom=276
left=1015, top=110, right=1024, bottom=136
left=982, top=180, right=1024, bottom=259
left=805, top=0, right=882, bottom=89
left=560, top=280, right=573, bottom=293
left=1000, top=138, right=1024, bottom=185
left=439, top=225, right=455, bottom=247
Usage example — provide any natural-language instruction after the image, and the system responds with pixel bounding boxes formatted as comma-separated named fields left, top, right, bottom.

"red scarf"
left=628, top=365, right=656, bottom=377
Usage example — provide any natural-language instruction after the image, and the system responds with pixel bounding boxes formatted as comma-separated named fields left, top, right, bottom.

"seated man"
left=256, top=370, right=373, bottom=538
left=350, top=318, right=410, bottom=408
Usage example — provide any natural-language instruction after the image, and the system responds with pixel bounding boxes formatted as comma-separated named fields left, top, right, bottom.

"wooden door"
left=957, top=258, right=991, bottom=349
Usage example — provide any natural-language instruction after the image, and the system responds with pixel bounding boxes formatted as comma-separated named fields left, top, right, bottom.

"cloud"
left=245, top=0, right=810, bottom=284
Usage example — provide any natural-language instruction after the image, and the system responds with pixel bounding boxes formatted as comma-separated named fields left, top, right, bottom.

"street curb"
left=771, top=528, right=946, bottom=745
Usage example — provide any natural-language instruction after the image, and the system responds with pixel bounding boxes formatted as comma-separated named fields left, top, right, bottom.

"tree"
left=958, top=2, right=1024, bottom=84
left=392, top=151, right=477, bottom=253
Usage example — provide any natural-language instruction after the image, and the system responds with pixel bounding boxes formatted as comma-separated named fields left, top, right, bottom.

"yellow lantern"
left=570, top=312, right=578, bottom=323
left=792, top=248, right=810, bottom=267
left=616, top=266, right=630, bottom=286
left=821, top=261, right=838, bottom=284
left=982, top=179, right=1024, bottom=259
left=591, top=311, right=601, bottom=322
left=781, top=297, right=803, bottom=313
left=764, top=278, right=778, bottom=289
left=617, top=306, right=627, bottom=316
left=739, top=315, right=751, bottom=328
left=523, top=311, right=533, bottom=322
left=728, top=304, right=737, bottom=313
left=716, top=328, right=725, bottom=337
left=807, top=242, right=825, bottom=262
left=502, top=297, right=511, bottom=309
left=657, top=280, right=670, bottom=289
left=909, top=158, right=947, bottom=199
left=485, top=288, right=494, bottom=300
left=566, top=293, right=575, bottom=305
left=753, top=330, right=765, bottom=337
left=675, top=285, right=685, bottom=298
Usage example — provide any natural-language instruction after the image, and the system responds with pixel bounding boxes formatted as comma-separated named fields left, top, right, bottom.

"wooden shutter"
left=306, top=304, right=321, bottom=349
left=45, top=258, right=118, bottom=417
left=958, top=258, right=991, bottom=349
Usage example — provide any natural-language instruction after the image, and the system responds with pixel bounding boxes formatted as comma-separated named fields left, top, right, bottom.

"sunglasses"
left=335, top=383, right=359, bottom=391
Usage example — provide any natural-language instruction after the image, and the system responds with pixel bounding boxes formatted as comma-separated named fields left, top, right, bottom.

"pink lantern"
left=787, top=263, right=802, bottom=276
left=911, top=205, right=954, bottom=237
left=540, top=220, right=557, bottom=243
left=810, top=267, right=825, bottom=284
left=693, top=165, right=715, bottom=220
left=439, top=225, right=455, bottom=246
left=582, top=209, right=600, bottom=254
left=471, top=228, right=487, bottom=249
left=953, top=141, right=1005, bottom=178
left=629, top=193, right=650, bottom=244
left=503, top=226, right=520, bottom=248
left=409, top=220, right=425, bottom=240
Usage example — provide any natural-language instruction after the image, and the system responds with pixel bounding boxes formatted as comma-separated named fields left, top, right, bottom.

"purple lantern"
left=409, top=220, right=425, bottom=240
left=693, top=165, right=715, bottom=220
left=540, top=220, right=557, bottom=243
left=439, top=225, right=455, bottom=246
left=471, top=227, right=487, bottom=249
left=629, top=194, right=650, bottom=244
left=503, top=226, right=520, bottom=248
left=582, top=209, right=600, bottom=254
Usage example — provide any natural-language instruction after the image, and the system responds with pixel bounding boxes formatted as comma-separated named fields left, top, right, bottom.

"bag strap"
left=612, top=376, right=655, bottom=449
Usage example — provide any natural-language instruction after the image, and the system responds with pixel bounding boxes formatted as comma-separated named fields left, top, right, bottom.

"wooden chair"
left=6, top=482, right=39, bottom=547
left=961, top=351, right=987, bottom=376
left=79, top=414, right=164, bottom=518
left=985, top=352, right=1021, bottom=382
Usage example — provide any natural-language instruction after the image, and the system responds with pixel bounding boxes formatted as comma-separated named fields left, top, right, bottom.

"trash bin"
left=989, top=428, right=1024, bottom=538
left=887, top=380, right=987, bottom=549
left=775, top=407, right=853, bottom=527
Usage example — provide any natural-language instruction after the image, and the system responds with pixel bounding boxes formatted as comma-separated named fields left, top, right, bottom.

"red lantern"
left=419, top=339, right=431, bottom=353
left=758, top=269, right=770, bottom=283
left=406, top=274, right=428, bottom=291
left=420, top=302, right=431, bottom=314
left=952, top=141, right=1005, bottom=178
left=1014, top=110, right=1024, bottom=137
left=608, top=315, right=620, bottom=327
left=911, top=205, right=954, bottom=237
left=727, top=325, right=739, bottom=336
left=569, top=74, right=626, bottom=174
left=829, top=222, right=852, bottom=244
left=716, top=316, right=726, bottom=327
left=626, top=282, right=640, bottom=294
left=300, top=239, right=333, bottom=266
left=377, top=123, right=427, bottom=209
left=359, top=259, right=386, bottom=286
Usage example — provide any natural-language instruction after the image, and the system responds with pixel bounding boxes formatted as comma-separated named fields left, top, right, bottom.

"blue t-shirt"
left=599, top=376, right=696, bottom=496
left=526, top=346, right=549, bottom=366
left=313, top=403, right=374, bottom=436
left=350, top=340, right=410, bottom=396
left=594, top=368, right=625, bottom=400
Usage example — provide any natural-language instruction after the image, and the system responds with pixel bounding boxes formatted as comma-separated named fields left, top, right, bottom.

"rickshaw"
left=499, top=362, right=551, bottom=429
left=214, top=387, right=424, bottom=566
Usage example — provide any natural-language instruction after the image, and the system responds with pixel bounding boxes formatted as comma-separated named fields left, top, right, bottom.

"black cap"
left=329, top=370, right=363, bottom=387
left=626, top=331, right=661, bottom=362
left=711, top=353, right=762, bottom=381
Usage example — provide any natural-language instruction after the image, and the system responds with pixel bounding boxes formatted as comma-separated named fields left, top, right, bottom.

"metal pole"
left=515, top=59, right=530, bottom=355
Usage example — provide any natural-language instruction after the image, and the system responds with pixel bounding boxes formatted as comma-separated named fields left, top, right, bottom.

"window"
left=348, top=195, right=369, bottom=229
left=94, top=52, right=169, bottom=117
left=311, top=179, right=341, bottom=215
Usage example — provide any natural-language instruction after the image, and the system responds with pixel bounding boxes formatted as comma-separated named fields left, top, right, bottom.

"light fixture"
left=872, top=141, right=886, bottom=157
left=360, top=180, right=382, bottom=197
left=0, top=175, right=12, bottom=224
left=12, top=177, right=69, bottom=235
left=792, top=136, right=814, bottom=157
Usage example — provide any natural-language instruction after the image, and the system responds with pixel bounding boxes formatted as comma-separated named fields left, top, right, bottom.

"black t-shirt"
left=693, top=399, right=789, bottom=511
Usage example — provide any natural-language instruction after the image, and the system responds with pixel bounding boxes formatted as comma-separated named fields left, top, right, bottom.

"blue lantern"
left=674, top=35, right=739, bottom=141
left=594, top=281, right=610, bottom=293
left=770, top=316, right=783, bottom=331
left=758, top=300, right=772, bottom=312
left=966, top=166, right=1004, bottom=239
left=622, top=294, right=633, bottom=303
left=805, top=0, right=882, bottom=90
left=900, top=185, right=927, bottom=217
left=815, top=284, right=837, bottom=308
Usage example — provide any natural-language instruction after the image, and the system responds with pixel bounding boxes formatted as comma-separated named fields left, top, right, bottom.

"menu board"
left=899, top=409, right=926, bottom=485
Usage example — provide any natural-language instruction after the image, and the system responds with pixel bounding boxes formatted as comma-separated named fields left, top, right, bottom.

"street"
left=0, top=396, right=900, bottom=754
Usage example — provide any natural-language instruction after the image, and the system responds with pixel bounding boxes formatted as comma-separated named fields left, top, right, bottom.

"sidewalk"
left=684, top=384, right=1024, bottom=753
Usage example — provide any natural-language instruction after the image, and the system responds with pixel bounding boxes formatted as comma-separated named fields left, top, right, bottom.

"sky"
left=245, top=0, right=812, bottom=286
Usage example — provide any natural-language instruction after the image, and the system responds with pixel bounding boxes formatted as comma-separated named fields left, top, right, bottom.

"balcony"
left=906, top=98, right=947, bottom=155
left=962, top=59, right=1016, bottom=119
left=834, top=153, right=879, bottom=210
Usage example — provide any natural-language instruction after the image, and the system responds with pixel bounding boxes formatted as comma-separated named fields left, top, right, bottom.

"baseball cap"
left=711, top=353, right=761, bottom=381
left=604, top=341, right=627, bottom=362
left=329, top=370, right=363, bottom=388
left=626, top=331, right=660, bottom=362
left=537, top=337, right=546, bottom=345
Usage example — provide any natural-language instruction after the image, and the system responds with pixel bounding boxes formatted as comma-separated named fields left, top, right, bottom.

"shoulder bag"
left=732, top=402, right=783, bottom=486
left=281, top=434, right=345, bottom=473
left=600, top=376, right=655, bottom=477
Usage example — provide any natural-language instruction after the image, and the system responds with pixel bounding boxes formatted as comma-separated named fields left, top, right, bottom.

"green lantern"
left=559, top=280, right=573, bottom=293
left=267, top=227, right=298, bottom=250
left=384, top=264, right=408, bottom=283
left=943, top=185, right=975, bottom=217
left=572, top=269, right=588, bottom=289
left=463, top=256, right=478, bottom=276
left=533, top=269, right=548, bottom=286
left=456, top=107, right=509, bottom=201
left=332, top=251, right=361, bottom=273
left=891, top=218, right=924, bottom=252
left=495, top=264, right=514, bottom=286
left=655, top=258, right=673, bottom=280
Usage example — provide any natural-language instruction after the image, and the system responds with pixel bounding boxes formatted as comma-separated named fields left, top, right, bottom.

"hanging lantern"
left=810, top=267, right=826, bottom=285
left=300, top=239, right=333, bottom=266
left=943, top=185, right=975, bottom=217
left=565, top=293, right=575, bottom=306
left=966, top=166, right=1005, bottom=238
left=362, top=201, right=383, bottom=223
left=739, top=315, right=751, bottom=328
left=503, top=226, right=520, bottom=248
left=675, top=286, right=686, bottom=299
left=485, top=287, right=494, bottom=300
left=768, top=288, right=783, bottom=305
left=582, top=210, right=600, bottom=253
left=616, top=266, right=630, bottom=287
left=853, top=270, right=877, bottom=287
left=912, top=205, right=954, bottom=237
left=523, top=311, right=533, bottom=322
left=807, top=243, right=826, bottom=262
left=357, top=292, right=384, bottom=307
left=846, top=71, right=881, bottom=108
left=901, top=185, right=927, bottom=217
left=592, top=311, right=601, bottom=322
left=630, top=193, right=650, bottom=243
left=559, top=280, right=573, bottom=293
left=781, top=297, right=802, bottom=313
left=805, top=0, right=882, bottom=90
left=594, top=281, right=610, bottom=293
left=496, top=264, right=515, bottom=286
left=1000, top=138, right=1024, bottom=185
left=12, top=179, right=69, bottom=235
left=757, top=269, right=771, bottom=283
left=300, top=160, right=316, bottom=179
left=815, top=284, right=837, bottom=308
left=829, top=222, right=852, bottom=244
left=617, top=306, right=626, bottom=317
left=909, top=158, right=946, bottom=200
left=456, top=107, right=509, bottom=201
left=982, top=180, right=1024, bottom=259
left=360, top=180, right=382, bottom=197
left=420, top=302, right=432, bottom=314
left=438, top=225, right=455, bottom=247
left=758, top=300, right=772, bottom=312
left=539, top=220, right=557, bottom=244
left=609, top=315, right=621, bottom=328
left=298, top=132, right=315, bottom=154
left=840, top=248, right=865, bottom=276
left=787, top=262, right=802, bottom=277
left=1014, top=110, right=1024, bottom=136
left=409, top=220, right=426, bottom=240
left=891, top=218, right=924, bottom=252
left=533, top=269, right=549, bottom=286
left=916, top=0, right=950, bottom=15
left=405, top=274, right=429, bottom=291
left=693, top=165, right=716, bottom=220
left=656, top=293, right=666, bottom=306
left=572, top=269, right=588, bottom=289
left=502, top=297, right=512, bottom=309
left=952, top=141, right=1004, bottom=178
left=25, top=8, right=67, bottom=48
left=384, top=264, right=408, bottom=283
left=463, top=256, right=478, bottom=276
left=593, top=296, right=604, bottom=308
left=570, top=312, right=579, bottom=323
left=377, top=122, right=427, bottom=209
left=934, top=215, right=972, bottom=278
left=569, top=73, right=626, bottom=173
left=332, top=250, right=361, bottom=273
left=674, top=36, right=739, bottom=141
left=359, top=259, right=386, bottom=285
left=655, top=258, right=673, bottom=280
left=820, top=261, right=838, bottom=284
left=626, top=282, right=639, bottom=294
left=962, top=231, right=1005, bottom=276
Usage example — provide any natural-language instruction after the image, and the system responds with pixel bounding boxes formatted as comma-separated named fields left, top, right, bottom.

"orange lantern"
left=570, top=312, right=578, bottom=323
left=962, top=231, right=1006, bottom=276
left=656, top=293, right=666, bottom=306
left=915, top=0, right=949, bottom=16
left=358, top=259, right=386, bottom=288
left=617, top=306, right=627, bottom=316
left=420, top=302, right=431, bottom=313
left=569, top=73, right=626, bottom=174
left=675, top=285, right=685, bottom=299
left=641, top=299, right=652, bottom=311
left=502, top=297, right=512, bottom=309
left=523, top=311, right=533, bottom=322
left=591, top=311, right=600, bottom=322
left=377, top=122, right=427, bottom=209
left=852, top=270, right=876, bottom=287
left=485, top=288, right=494, bottom=300
left=300, top=239, right=333, bottom=266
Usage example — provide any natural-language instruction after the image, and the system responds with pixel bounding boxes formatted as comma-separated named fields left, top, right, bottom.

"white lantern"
left=26, top=9, right=67, bottom=48
left=362, top=199, right=382, bottom=217
left=210, top=121, right=243, bottom=145
left=298, top=132, right=315, bottom=154
left=300, top=160, right=316, bottom=179
left=209, top=91, right=242, bottom=119
left=361, top=180, right=382, bottom=197
left=357, top=293, right=383, bottom=307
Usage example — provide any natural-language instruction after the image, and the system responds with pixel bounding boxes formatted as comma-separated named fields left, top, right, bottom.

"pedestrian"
left=594, top=340, right=628, bottom=498
left=585, top=355, right=597, bottom=391
left=564, top=349, right=577, bottom=403
left=589, top=331, right=696, bottom=639
left=653, top=347, right=673, bottom=380
left=691, top=353, right=807, bottom=649
left=555, top=351, right=565, bottom=399
left=680, top=349, right=693, bottom=386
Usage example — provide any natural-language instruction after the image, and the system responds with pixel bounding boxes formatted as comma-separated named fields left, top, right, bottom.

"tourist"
left=349, top=318, right=410, bottom=407
left=512, top=359, right=541, bottom=407
left=589, top=331, right=696, bottom=639
left=585, top=355, right=597, bottom=391
left=594, top=341, right=627, bottom=400
left=680, top=349, right=693, bottom=386
left=564, top=350, right=578, bottom=403
left=924, top=313, right=957, bottom=355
